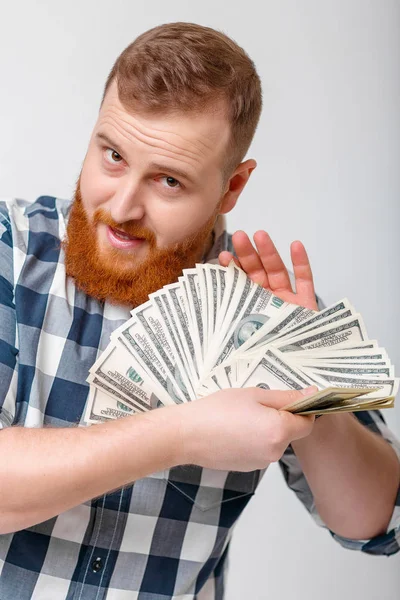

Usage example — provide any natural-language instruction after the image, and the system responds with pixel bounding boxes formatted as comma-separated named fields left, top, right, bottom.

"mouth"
left=106, top=225, right=146, bottom=250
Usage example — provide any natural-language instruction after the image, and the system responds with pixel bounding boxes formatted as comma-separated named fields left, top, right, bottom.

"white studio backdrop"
left=0, top=1, right=399, bottom=598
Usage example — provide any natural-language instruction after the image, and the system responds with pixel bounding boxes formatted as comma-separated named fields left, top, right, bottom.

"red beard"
left=64, top=181, right=217, bottom=307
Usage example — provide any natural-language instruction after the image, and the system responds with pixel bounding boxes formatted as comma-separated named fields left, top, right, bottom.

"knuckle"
left=265, top=421, right=285, bottom=461
left=267, top=443, right=285, bottom=463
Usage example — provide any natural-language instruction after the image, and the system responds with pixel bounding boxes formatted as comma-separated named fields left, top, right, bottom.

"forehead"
left=94, top=81, right=231, bottom=174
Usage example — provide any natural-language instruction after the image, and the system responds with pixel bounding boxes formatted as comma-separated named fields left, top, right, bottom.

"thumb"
left=256, top=386, right=318, bottom=411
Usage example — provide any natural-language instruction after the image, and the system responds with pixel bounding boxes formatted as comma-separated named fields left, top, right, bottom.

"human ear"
left=219, top=159, right=257, bottom=215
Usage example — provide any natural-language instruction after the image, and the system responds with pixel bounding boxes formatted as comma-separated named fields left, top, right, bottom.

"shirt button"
left=91, top=557, right=103, bottom=573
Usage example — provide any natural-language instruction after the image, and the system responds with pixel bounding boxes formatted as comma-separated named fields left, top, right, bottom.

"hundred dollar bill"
left=294, top=358, right=390, bottom=368
left=225, top=298, right=297, bottom=360
left=275, top=308, right=354, bottom=346
left=88, top=368, right=154, bottom=413
left=113, top=315, right=186, bottom=404
left=210, top=366, right=231, bottom=390
left=237, top=357, right=253, bottom=383
left=89, top=263, right=397, bottom=420
left=209, top=284, right=271, bottom=369
left=205, top=264, right=218, bottom=341
left=89, top=341, right=171, bottom=409
left=213, top=261, right=247, bottom=334
left=288, top=347, right=388, bottom=364
left=300, top=391, right=396, bottom=415
left=299, top=397, right=395, bottom=416
left=294, top=348, right=388, bottom=359
left=181, top=269, right=205, bottom=362
left=217, top=271, right=255, bottom=340
left=217, top=264, right=227, bottom=308
left=211, top=293, right=292, bottom=372
left=131, top=300, right=194, bottom=401
left=313, top=340, right=378, bottom=351
left=196, top=377, right=221, bottom=396
left=240, top=355, right=307, bottom=391
left=236, top=302, right=310, bottom=353
left=298, top=364, right=394, bottom=378
left=277, top=315, right=368, bottom=353
left=84, top=384, right=139, bottom=425
left=301, top=361, right=390, bottom=370
left=298, top=370, right=398, bottom=401
left=280, top=386, right=382, bottom=415
left=164, top=282, right=202, bottom=381
left=90, top=375, right=145, bottom=412
left=204, top=264, right=225, bottom=342
left=255, top=347, right=315, bottom=389
left=257, top=304, right=315, bottom=343
left=196, top=264, right=210, bottom=356
left=149, top=288, right=197, bottom=388
left=275, top=299, right=353, bottom=340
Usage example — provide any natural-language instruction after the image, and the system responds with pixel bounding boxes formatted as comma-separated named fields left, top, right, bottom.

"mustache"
left=93, top=209, right=156, bottom=245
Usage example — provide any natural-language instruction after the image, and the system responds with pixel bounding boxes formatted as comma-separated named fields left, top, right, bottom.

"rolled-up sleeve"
left=0, top=204, right=18, bottom=429
left=279, top=409, right=400, bottom=556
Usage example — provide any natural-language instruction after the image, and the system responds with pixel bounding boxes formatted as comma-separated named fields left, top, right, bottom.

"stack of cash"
left=84, top=262, right=398, bottom=424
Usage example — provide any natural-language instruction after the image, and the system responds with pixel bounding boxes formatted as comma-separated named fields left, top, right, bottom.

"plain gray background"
left=1, top=1, right=399, bottom=598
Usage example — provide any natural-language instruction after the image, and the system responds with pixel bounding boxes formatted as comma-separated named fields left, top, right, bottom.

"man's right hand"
left=0, top=386, right=315, bottom=533
left=173, top=387, right=317, bottom=472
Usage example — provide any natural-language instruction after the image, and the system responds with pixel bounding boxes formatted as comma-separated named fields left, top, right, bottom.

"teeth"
left=114, top=229, right=133, bottom=240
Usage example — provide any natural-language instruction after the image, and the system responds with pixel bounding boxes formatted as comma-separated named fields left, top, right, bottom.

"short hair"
left=103, top=22, right=262, bottom=179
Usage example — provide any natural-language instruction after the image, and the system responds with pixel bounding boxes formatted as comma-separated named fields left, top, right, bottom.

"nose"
left=109, top=178, right=145, bottom=224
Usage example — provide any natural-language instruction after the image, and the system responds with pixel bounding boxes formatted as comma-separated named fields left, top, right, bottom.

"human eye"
left=159, top=176, right=182, bottom=190
left=104, top=148, right=124, bottom=164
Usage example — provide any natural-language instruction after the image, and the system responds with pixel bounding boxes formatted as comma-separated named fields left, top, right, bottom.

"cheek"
left=80, top=154, right=115, bottom=217
left=153, top=200, right=218, bottom=247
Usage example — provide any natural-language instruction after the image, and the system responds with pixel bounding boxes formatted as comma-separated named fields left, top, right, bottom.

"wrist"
left=155, top=403, right=195, bottom=467
left=172, top=401, right=205, bottom=466
left=127, top=404, right=186, bottom=471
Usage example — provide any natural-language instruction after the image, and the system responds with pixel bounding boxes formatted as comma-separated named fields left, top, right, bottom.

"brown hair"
left=103, top=22, right=262, bottom=179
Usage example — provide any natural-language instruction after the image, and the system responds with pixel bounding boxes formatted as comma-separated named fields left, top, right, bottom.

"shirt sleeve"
left=279, top=411, right=400, bottom=556
left=0, top=203, right=18, bottom=429
left=278, top=292, right=400, bottom=556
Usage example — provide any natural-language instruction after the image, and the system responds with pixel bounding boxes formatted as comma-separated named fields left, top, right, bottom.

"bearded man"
left=0, top=22, right=399, bottom=600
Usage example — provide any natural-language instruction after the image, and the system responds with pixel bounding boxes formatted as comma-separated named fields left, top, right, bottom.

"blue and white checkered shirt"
left=0, top=196, right=399, bottom=600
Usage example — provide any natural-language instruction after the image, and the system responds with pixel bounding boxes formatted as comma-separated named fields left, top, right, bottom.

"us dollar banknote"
left=85, top=262, right=398, bottom=421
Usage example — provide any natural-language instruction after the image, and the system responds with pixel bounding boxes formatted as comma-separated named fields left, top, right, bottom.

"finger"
left=256, top=387, right=318, bottom=410
left=232, top=231, right=270, bottom=287
left=253, top=231, right=293, bottom=292
left=219, top=251, right=241, bottom=268
left=279, top=410, right=315, bottom=442
left=255, top=388, right=316, bottom=443
left=290, top=241, right=318, bottom=310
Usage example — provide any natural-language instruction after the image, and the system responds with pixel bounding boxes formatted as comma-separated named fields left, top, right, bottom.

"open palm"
left=219, top=230, right=318, bottom=311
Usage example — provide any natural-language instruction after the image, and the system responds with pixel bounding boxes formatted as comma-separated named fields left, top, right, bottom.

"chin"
left=100, top=251, right=146, bottom=274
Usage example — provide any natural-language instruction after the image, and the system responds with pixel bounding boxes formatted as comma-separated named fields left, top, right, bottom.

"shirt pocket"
left=163, top=464, right=261, bottom=511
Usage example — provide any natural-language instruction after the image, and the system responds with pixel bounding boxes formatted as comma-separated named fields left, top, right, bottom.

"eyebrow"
left=95, top=131, right=196, bottom=184
left=95, top=132, right=125, bottom=156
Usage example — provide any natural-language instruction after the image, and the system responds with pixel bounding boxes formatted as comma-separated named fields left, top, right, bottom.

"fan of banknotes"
left=84, top=262, right=398, bottom=424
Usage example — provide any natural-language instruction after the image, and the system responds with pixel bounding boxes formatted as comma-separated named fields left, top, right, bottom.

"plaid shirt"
left=0, top=196, right=399, bottom=600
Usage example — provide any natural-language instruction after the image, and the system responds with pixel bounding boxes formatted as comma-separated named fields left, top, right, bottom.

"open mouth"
left=106, top=225, right=146, bottom=249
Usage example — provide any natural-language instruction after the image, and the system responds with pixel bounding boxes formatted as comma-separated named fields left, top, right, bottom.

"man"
left=0, top=22, right=399, bottom=600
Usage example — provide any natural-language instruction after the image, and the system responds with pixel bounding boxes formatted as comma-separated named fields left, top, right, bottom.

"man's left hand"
left=219, top=230, right=318, bottom=311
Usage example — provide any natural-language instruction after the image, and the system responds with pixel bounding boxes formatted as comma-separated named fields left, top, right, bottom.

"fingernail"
left=300, top=386, right=318, bottom=396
